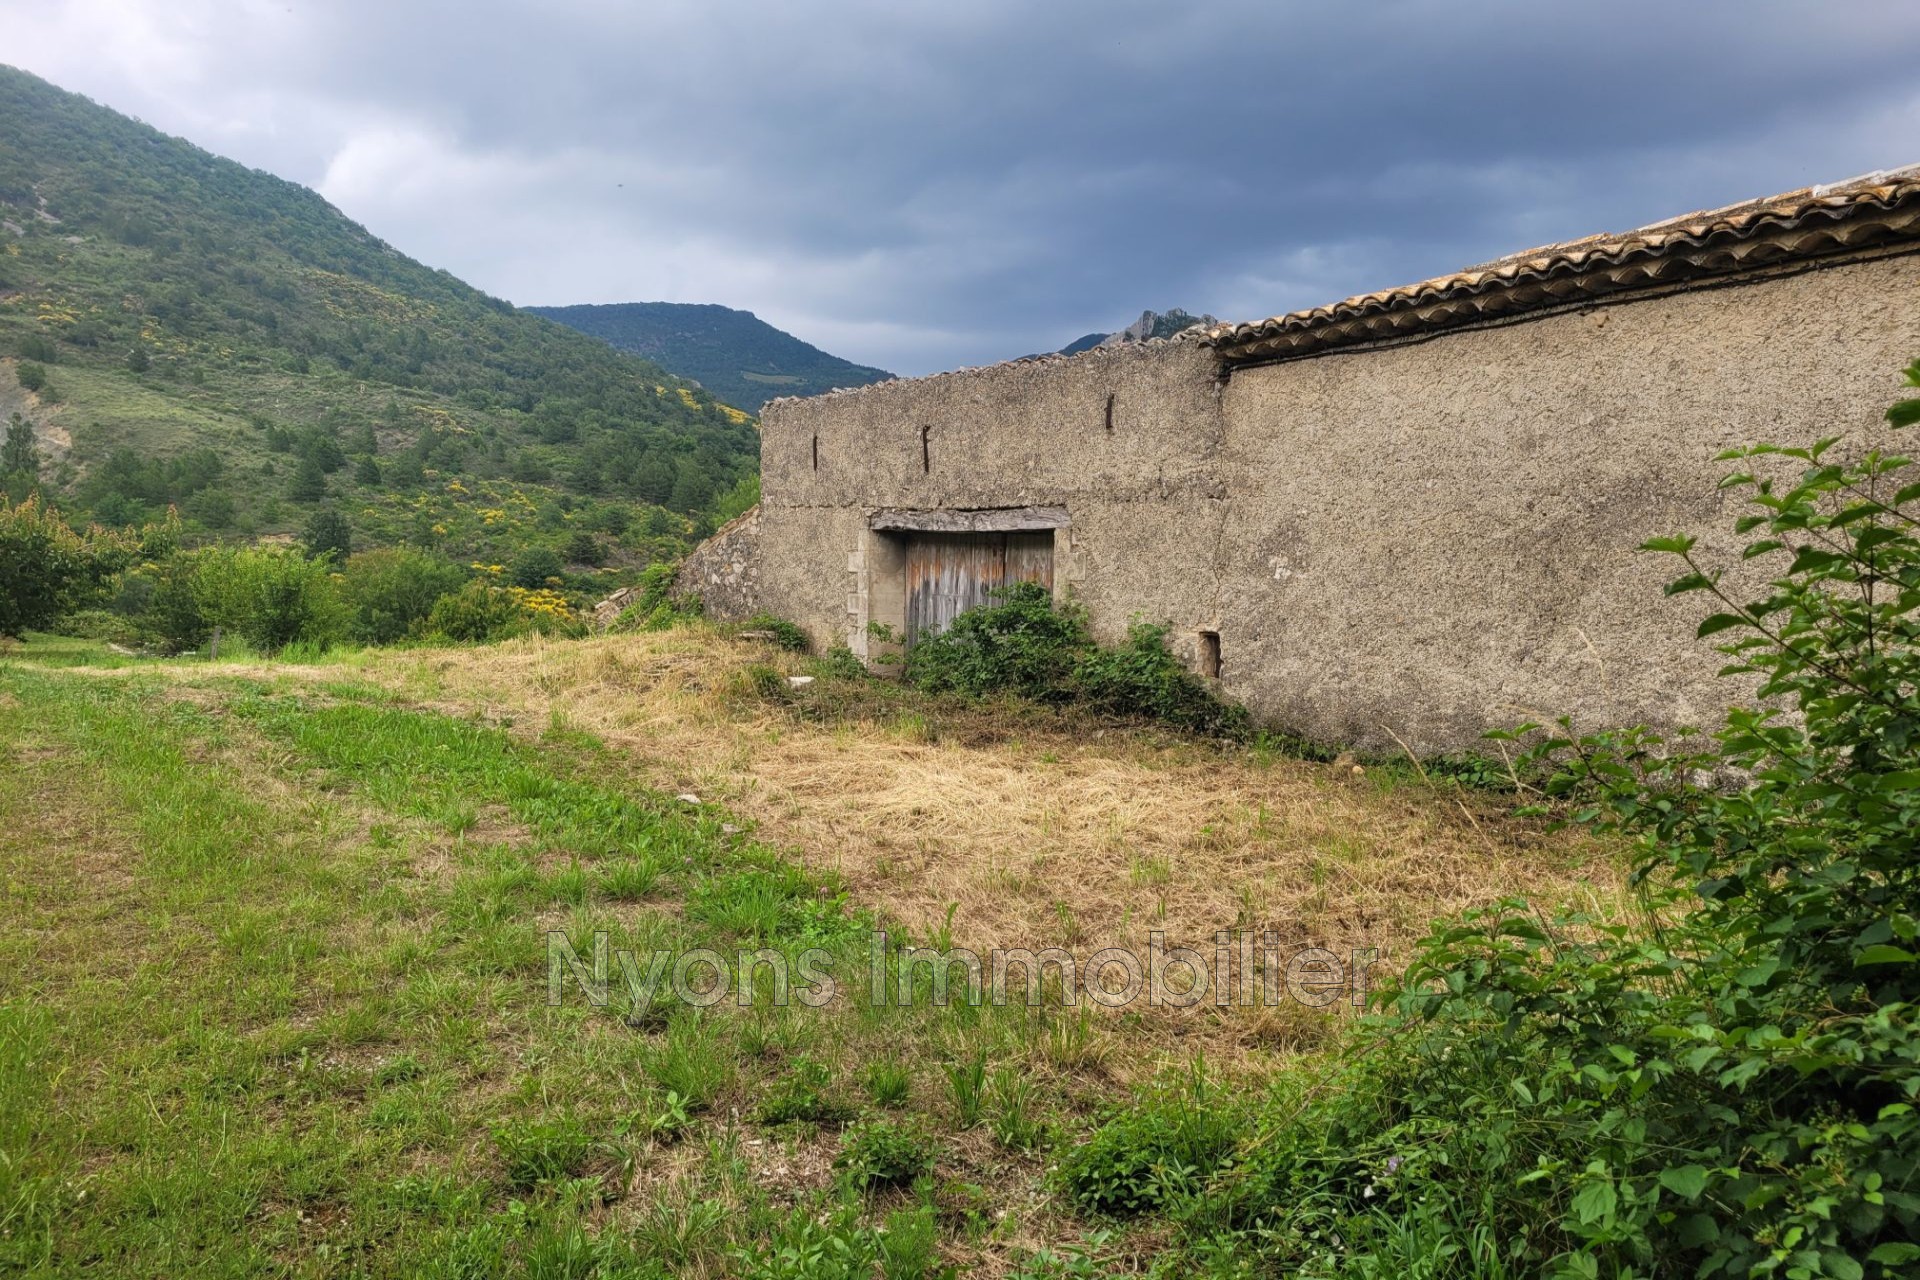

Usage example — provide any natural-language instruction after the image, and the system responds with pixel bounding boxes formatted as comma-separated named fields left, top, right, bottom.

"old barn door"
left=904, top=531, right=1054, bottom=645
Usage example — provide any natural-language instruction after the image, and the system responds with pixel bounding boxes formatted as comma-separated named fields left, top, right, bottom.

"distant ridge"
left=529, top=301, right=893, bottom=412
left=1033, top=308, right=1218, bottom=359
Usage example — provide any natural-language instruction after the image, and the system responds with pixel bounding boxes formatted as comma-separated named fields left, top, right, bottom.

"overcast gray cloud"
left=5, top=0, right=1919, bottom=373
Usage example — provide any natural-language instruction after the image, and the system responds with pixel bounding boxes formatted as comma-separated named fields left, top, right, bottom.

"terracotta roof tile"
left=1204, top=165, right=1920, bottom=364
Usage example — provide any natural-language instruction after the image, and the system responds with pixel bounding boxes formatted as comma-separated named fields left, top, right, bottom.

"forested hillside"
left=0, top=65, right=759, bottom=565
left=529, top=301, right=892, bottom=412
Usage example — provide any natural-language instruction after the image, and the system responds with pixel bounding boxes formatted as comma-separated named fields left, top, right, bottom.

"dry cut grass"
left=324, top=628, right=1625, bottom=1005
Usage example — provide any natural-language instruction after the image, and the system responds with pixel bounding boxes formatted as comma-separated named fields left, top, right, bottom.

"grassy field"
left=0, top=630, right=1623, bottom=1277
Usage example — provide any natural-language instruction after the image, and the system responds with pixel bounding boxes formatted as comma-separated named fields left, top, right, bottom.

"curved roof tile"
left=1204, top=166, right=1920, bottom=364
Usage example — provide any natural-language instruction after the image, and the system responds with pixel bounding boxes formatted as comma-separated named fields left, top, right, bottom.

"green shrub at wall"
left=742, top=612, right=810, bottom=653
left=1074, top=621, right=1249, bottom=737
left=610, top=562, right=701, bottom=633
left=1058, top=1062, right=1243, bottom=1217
left=905, top=582, right=1246, bottom=736
left=906, top=582, right=1090, bottom=702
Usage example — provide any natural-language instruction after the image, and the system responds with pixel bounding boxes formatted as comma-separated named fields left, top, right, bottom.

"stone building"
left=680, top=168, right=1920, bottom=752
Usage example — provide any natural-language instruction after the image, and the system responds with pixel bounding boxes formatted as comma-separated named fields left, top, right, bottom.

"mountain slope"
left=0, top=64, right=758, bottom=560
left=529, top=301, right=892, bottom=411
left=1056, top=332, right=1110, bottom=356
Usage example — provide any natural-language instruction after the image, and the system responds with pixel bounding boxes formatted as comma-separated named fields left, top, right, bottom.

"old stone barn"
left=680, top=168, right=1920, bottom=752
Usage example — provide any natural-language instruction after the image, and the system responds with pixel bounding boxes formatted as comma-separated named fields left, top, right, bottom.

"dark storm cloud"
left=8, top=1, right=1920, bottom=372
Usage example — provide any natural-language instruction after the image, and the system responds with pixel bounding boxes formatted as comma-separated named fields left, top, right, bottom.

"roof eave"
left=1207, top=177, right=1920, bottom=366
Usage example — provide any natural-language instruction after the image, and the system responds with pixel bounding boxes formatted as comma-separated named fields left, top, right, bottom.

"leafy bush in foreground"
left=1057, top=1062, right=1241, bottom=1217
left=339, top=547, right=468, bottom=645
left=905, top=582, right=1247, bottom=737
left=425, top=580, right=528, bottom=643
left=194, top=545, right=346, bottom=655
left=1065, top=364, right=1920, bottom=1278
left=0, top=495, right=113, bottom=638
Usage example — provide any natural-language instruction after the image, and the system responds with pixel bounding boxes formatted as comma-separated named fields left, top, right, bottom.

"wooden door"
left=904, top=531, right=1054, bottom=645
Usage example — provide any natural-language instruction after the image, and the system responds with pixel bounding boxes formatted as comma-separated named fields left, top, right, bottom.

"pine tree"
left=301, top=508, right=352, bottom=562
left=631, top=454, right=674, bottom=506
left=389, top=453, right=425, bottom=490
left=2, top=414, right=39, bottom=478
left=668, top=462, right=715, bottom=514
left=288, top=454, right=327, bottom=503
left=509, top=547, right=564, bottom=588
left=564, top=530, right=604, bottom=566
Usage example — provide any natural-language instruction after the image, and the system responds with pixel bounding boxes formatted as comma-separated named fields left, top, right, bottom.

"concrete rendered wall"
left=700, top=250, right=1920, bottom=753
left=744, top=338, right=1231, bottom=666
left=1216, top=253, right=1920, bottom=750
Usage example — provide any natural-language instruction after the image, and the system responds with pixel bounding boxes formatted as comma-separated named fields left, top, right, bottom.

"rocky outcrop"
left=590, top=585, right=641, bottom=631
left=1101, top=308, right=1219, bottom=346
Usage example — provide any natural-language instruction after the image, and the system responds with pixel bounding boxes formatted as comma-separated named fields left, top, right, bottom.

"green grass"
left=34, top=361, right=269, bottom=469
left=3, top=630, right=298, bottom=668
left=0, top=660, right=1115, bottom=1276
left=1, top=632, right=145, bottom=667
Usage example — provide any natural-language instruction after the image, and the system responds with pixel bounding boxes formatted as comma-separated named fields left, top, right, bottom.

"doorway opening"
left=903, top=530, right=1054, bottom=646
left=864, top=507, right=1070, bottom=659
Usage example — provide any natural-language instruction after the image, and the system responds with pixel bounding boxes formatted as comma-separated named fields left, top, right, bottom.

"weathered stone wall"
left=683, top=249, right=1920, bottom=752
left=675, top=506, right=764, bottom=619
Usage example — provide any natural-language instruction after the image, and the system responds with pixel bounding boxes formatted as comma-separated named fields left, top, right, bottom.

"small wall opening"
left=1104, top=392, right=1115, bottom=432
left=919, top=424, right=931, bottom=474
left=1197, top=630, right=1221, bottom=680
left=811, top=433, right=819, bottom=471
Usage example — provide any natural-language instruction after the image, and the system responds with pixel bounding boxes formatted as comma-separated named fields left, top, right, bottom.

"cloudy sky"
left=5, top=1, right=1920, bottom=374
